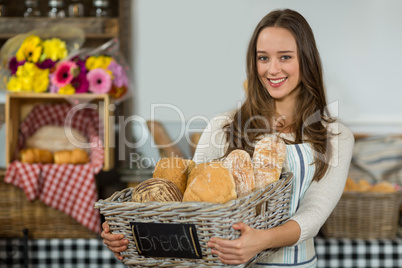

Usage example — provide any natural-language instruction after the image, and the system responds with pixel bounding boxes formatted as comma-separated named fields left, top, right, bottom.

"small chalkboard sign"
left=130, top=222, right=202, bottom=259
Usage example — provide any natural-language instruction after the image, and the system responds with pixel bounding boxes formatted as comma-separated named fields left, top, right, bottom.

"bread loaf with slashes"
left=25, top=125, right=88, bottom=153
left=131, top=178, right=183, bottom=202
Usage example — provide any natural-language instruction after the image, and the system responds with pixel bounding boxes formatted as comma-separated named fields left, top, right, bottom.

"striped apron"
left=253, top=143, right=317, bottom=268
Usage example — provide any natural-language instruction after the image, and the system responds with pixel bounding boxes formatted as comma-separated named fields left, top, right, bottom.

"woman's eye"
left=258, top=56, right=268, bottom=61
left=281, top=55, right=291, bottom=60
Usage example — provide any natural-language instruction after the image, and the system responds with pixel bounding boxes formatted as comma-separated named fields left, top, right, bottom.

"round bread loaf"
left=131, top=178, right=183, bottom=202
left=223, top=149, right=255, bottom=197
left=25, top=125, right=88, bottom=153
left=253, top=135, right=286, bottom=189
left=183, top=162, right=237, bottom=203
left=153, top=157, right=196, bottom=194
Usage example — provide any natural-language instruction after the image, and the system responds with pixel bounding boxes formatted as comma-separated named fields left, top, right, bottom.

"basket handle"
left=95, top=188, right=134, bottom=209
left=106, top=187, right=133, bottom=202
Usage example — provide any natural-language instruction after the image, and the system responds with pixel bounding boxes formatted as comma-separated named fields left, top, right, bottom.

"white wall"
left=132, top=0, right=402, bottom=135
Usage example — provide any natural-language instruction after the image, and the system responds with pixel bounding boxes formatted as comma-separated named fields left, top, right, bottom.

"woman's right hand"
left=101, top=221, right=129, bottom=261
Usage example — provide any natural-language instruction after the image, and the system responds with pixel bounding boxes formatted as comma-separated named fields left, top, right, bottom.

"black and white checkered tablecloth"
left=0, top=238, right=125, bottom=268
left=314, top=236, right=402, bottom=268
left=1, top=237, right=402, bottom=267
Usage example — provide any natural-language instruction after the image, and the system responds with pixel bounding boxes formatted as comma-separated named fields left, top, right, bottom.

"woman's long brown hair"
left=223, top=9, right=334, bottom=182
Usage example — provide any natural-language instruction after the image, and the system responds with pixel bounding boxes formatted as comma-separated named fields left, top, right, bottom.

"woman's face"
left=256, top=27, right=301, bottom=105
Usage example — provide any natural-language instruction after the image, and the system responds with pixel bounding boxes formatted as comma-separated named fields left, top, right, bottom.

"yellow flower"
left=16, top=62, right=35, bottom=77
left=15, top=62, right=35, bottom=91
left=42, top=38, right=68, bottom=61
left=16, top=35, right=42, bottom=63
left=19, top=75, right=34, bottom=91
left=58, top=84, right=76, bottom=94
left=12, top=62, right=50, bottom=92
left=85, top=55, right=112, bottom=71
left=7, top=76, right=22, bottom=92
left=32, top=68, right=49, bottom=93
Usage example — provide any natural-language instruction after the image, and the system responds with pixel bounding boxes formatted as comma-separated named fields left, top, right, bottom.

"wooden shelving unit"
left=0, top=17, right=118, bottom=38
left=0, top=0, right=131, bottom=59
left=0, top=0, right=133, bottom=170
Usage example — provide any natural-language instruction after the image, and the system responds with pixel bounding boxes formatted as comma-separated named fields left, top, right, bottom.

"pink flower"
left=87, top=68, right=112, bottom=94
left=51, top=61, right=77, bottom=88
left=48, top=73, right=59, bottom=93
left=108, top=61, right=128, bottom=88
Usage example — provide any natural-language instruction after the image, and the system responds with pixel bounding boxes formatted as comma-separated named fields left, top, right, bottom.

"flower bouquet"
left=0, top=25, right=131, bottom=103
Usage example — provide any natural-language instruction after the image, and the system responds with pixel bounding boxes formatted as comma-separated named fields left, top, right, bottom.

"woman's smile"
left=267, top=77, right=287, bottom=87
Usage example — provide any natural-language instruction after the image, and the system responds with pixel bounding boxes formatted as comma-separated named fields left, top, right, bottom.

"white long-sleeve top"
left=192, top=110, right=354, bottom=245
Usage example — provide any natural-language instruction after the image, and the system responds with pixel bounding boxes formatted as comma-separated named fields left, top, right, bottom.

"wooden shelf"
left=5, top=92, right=110, bottom=100
left=0, top=0, right=131, bottom=63
left=0, top=17, right=118, bottom=39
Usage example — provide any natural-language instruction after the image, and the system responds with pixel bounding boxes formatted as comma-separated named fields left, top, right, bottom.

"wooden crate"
left=5, top=92, right=114, bottom=171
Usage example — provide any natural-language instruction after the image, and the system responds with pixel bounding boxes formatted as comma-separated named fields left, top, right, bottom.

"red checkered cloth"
left=5, top=103, right=104, bottom=234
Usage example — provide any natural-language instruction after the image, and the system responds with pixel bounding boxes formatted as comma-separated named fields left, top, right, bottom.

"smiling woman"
left=202, top=9, right=354, bottom=267
left=101, top=8, right=355, bottom=268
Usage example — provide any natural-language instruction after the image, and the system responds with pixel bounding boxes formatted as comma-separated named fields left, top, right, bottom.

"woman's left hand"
left=207, top=222, right=267, bottom=265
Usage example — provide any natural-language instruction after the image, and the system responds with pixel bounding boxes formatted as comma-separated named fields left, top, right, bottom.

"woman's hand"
left=101, top=221, right=129, bottom=261
left=207, top=222, right=267, bottom=265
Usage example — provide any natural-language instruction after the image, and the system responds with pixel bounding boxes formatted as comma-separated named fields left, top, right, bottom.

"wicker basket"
left=321, top=191, right=402, bottom=239
left=0, top=170, right=97, bottom=239
left=95, top=172, right=293, bottom=267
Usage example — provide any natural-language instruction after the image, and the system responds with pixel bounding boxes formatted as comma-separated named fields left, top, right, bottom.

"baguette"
left=253, top=135, right=286, bottom=189
left=223, top=149, right=255, bottom=197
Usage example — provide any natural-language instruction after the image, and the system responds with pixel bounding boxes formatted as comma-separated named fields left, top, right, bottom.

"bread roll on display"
left=189, top=132, right=202, bottom=157
left=344, top=178, right=397, bottom=193
left=53, top=148, right=89, bottom=165
left=369, top=182, right=396, bottom=193
left=131, top=178, right=183, bottom=202
left=20, top=148, right=53, bottom=164
left=223, top=149, right=255, bottom=197
left=183, top=159, right=197, bottom=175
left=253, top=135, right=286, bottom=189
left=25, top=125, right=88, bottom=153
left=183, top=162, right=237, bottom=203
left=344, top=178, right=360, bottom=192
left=357, top=179, right=371, bottom=192
left=153, top=157, right=196, bottom=194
